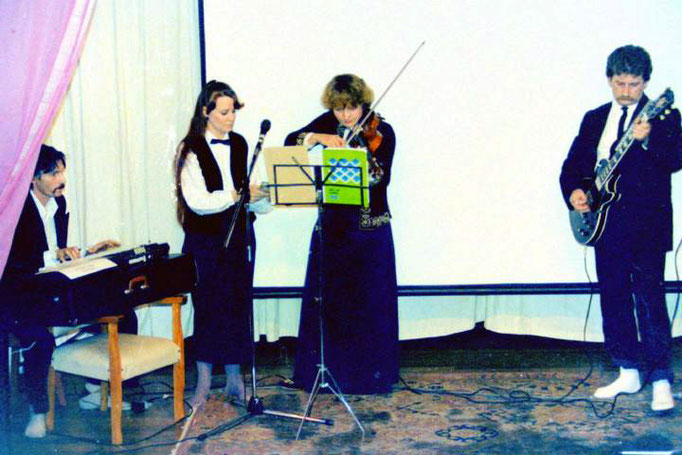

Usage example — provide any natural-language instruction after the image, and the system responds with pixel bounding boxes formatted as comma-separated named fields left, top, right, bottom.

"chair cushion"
left=52, top=334, right=180, bottom=381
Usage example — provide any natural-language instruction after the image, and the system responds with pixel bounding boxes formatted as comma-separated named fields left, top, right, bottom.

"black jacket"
left=284, top=110, right=396, bottom=219
left=3, top=194, right=69, bottom=277
left=560, top=95, right=682, bottom=251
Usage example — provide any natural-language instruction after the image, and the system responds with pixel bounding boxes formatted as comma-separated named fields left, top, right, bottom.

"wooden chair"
left=46, top=295, right=187, bottom=444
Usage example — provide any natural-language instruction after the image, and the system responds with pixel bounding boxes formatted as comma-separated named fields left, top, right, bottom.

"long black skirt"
left=293, top=209, right=399, bottom=394
left=183, top=226, right=254, bottom=366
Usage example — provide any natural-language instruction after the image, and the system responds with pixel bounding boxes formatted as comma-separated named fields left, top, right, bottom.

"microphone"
left=260, top=119, right=271, bottom=135
left=255, top=119, right=271, bottom=152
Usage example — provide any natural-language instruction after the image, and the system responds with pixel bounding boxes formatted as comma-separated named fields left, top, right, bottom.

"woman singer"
left=174, top=80, right=271, bottom=407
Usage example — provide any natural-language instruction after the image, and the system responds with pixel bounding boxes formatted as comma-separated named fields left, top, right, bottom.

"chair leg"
left=106, top=319, right=123, bottom=444
left=110, top=375, right=122, bottom=445
left=100, top=380, right=108, bottom=411
left=46, top=367, right=55, bottom=431
left=173, top=361, right=185, bottom=420
left=55, top=372, right=67, bottom=407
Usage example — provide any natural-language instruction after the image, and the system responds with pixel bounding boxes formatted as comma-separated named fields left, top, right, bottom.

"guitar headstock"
left=637, top=88, right=675, bottom=123
left=653, top=88, right=674, bottom=114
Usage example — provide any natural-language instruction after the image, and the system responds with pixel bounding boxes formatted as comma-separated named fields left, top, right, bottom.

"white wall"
left=204, top=0, right=682, bottom=287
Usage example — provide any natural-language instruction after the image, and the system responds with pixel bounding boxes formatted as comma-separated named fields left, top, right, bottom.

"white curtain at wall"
left=39, top=0, right=682, bottom=344
left=45, top=0, right=201, bottom=337
left=258, top=293, right=682, bottom=343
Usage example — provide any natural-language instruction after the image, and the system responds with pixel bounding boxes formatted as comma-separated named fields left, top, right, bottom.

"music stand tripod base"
left=296, top=363, right=365, bottom=441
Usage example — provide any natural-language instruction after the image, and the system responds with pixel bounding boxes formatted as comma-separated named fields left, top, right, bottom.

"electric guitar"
left=569, top=88, right=675, bottom=245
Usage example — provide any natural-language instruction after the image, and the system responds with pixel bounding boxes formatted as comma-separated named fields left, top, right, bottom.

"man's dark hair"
left=34, top=144, right=65, bottom=179
left=606, top=45, right=652, bottom=81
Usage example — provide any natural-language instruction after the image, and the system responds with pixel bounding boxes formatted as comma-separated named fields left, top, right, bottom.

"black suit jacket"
left=3, top=194, right=69, bottom=277
left=560, top=95, right=682, bottom=251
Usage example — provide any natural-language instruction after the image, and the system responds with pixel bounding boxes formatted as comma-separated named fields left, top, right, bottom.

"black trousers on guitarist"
left=560, top=45, right=682, bottom=412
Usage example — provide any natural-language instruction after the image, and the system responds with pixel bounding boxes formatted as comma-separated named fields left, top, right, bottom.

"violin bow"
left=346, top=40, right=426, bottom=145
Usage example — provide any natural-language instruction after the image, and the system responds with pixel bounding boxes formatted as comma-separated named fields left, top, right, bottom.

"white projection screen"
left=203, top=0, right=682, bottom=287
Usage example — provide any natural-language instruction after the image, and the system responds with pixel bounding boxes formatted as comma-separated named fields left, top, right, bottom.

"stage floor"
left=5, top=327, right=682, bottom=454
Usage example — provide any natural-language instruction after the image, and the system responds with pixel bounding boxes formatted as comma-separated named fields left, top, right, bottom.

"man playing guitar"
left=560, top=45, right=682, bottom=412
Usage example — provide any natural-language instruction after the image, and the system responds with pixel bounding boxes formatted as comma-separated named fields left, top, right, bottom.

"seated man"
left=0, top=145, right=131, bottom=438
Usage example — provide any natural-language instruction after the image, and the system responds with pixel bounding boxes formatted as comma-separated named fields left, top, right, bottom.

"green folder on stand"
left=321, top=147, right=369, bottom=208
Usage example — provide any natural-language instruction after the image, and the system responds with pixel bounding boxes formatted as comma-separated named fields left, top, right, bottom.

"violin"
left=360, top=113, right=385, bottom=184
left=343, top=41, right=425, bottom=184
left=362, top=112, right=383, bottom=154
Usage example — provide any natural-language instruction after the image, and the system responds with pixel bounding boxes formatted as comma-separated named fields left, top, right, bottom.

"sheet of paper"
left=37, top=257, right=117, bottom=280
left=263, top=146, right=316, bottom=206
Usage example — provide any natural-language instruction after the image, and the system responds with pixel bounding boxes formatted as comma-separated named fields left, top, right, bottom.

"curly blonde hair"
left=321, top=74, right=374, bottom=110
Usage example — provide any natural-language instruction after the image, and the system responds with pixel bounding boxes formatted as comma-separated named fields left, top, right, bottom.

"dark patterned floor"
left=174, top=366, right=682, bottom=455
left=5, top=326, right=682, bottom=454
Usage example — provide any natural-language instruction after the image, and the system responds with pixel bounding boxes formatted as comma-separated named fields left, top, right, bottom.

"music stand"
left=264, top=146, right=369, bottom=440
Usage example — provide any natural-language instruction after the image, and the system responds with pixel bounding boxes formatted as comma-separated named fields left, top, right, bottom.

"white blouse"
left=180, top=131, right=272, bottom=215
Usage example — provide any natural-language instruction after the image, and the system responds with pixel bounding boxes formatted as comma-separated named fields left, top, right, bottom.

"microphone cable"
left=397, top=246, right=619, bottom=419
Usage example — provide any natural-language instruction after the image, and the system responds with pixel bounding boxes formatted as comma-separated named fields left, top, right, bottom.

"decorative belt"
left=359, top=208, right=391, bottom=230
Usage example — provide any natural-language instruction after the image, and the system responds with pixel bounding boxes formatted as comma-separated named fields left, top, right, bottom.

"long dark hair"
left=174, top=80, right=243, bottom=224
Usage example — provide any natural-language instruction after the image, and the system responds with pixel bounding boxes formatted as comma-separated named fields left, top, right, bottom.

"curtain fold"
left=0, top=0, right=95, bottom=275
left=46, top=0, right=201, bottom=338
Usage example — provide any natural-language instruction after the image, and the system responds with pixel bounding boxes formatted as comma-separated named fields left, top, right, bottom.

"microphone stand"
left=215, top=122, right=332, bottom=437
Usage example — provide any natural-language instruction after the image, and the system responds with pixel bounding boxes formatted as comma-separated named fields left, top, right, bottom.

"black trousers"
left=595, top=239, right=673, bottom=383
left=13, top=324, right=54, bottom=414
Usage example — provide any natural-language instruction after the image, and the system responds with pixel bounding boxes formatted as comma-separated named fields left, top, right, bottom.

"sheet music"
left=37, top=256, right=118, bottom=279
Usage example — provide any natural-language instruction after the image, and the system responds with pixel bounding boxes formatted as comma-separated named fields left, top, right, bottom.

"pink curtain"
left=0, top=0, right=95, bottom=275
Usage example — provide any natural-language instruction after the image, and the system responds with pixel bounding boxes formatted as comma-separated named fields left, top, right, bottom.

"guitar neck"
left=594, top=128, right=636, bottom=189
left=594, top=88, right=673, bottom=190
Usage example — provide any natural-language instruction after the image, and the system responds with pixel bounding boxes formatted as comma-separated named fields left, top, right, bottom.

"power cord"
left=397, top=246, right=617, bottom=419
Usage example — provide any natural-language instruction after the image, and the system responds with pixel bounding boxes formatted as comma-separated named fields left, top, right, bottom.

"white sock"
left=24, top=412, right=46, bottom=438
left=84, top=382, right=101, bottom=393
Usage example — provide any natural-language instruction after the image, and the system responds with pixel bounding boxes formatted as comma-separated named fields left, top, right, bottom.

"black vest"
left=181, top=132, right=249, bottom=235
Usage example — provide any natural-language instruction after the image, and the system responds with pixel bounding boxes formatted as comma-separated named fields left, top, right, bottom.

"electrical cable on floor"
left=51, top=380, right=197, bottom=451
left=55, top=398, right=195, bottom=449
left=398, top=247, right=612, bottom=418
left=55, top=372, right=287, bottom=453
left=399, top=235, right=682, bottom=419
left=63, top=235, right=682, bottom=451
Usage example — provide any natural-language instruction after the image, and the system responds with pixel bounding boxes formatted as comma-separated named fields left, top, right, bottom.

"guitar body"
left=569, top=175, right=620, bottom=245
left=566, top=88, right=674, bottom=246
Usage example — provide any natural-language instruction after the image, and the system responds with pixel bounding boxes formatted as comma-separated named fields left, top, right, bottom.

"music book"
left=320, top=147, right=369, bottom=207
left=263, top=146, right=369, bottom=207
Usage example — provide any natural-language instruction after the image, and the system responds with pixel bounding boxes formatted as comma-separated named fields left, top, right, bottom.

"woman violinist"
left=284, top=74, right=399, bottom=394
